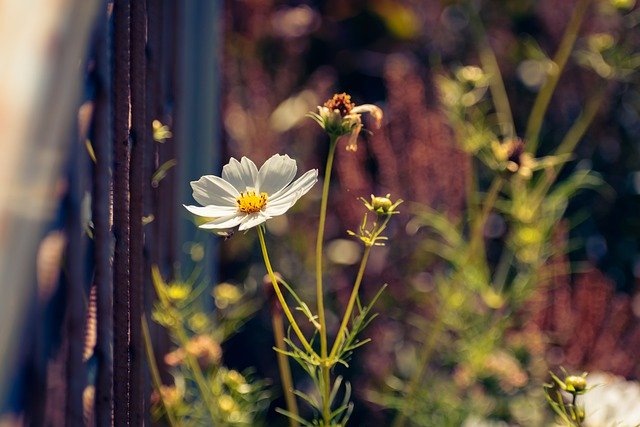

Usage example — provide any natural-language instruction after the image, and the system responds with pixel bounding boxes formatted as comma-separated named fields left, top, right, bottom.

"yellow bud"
left=565, top=375, right=587, bottom=392
left=372, top=196, right=393, bottom=213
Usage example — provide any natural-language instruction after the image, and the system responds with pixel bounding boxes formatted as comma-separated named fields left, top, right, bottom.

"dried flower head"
left=308, top=92, right=383, bottom=151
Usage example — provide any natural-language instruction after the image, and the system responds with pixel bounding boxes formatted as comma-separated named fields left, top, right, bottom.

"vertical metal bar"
left=65, top=110, right=88, bottom=426
left=129, top=0, right=147, bottom=422
left=112, top=0, right=131, bottom=423
left=93, top=4, right=114, bottom=425
left=91, top=4, right=113, bottom=426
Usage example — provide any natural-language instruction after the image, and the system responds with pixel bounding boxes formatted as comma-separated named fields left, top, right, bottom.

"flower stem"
left=142, top=314, right=178, bottom=427
left=151, top=267, right=218, bottom=422
left=316, top=135, right=338, bottom=423
left=257, top=226, right=314, bottom=355
left=329, top=244, right=372, bottom=361
left=391, top=310, right=447, bottom=427
left=272, top=310, right=300, bottom=427
left=525, top=0, right=593, bottom=153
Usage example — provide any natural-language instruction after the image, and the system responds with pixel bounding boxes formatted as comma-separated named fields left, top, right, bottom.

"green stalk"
left=468, top=176, right=504, bottom=260
left=328, top=245, right=372, bottom=361
left=174, top=324, right=219, bottom=422
left=257, top=226, right=314, bottom=355
left=525, top=0, right=593, bottom=153
left=391, top=311, right=447, bottom=427
left=142, top=314, right=178, bottom=427
left=467, top=1, right=515, bottom=139
left=151, top=267, right=218, bottom=422
left=272, top=310, right=300, bottom=427
left=316, top=135, right=339, bottom=423
left=531, top=85, right=606, bottom=208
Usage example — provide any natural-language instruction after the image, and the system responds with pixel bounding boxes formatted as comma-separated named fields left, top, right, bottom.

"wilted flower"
left=308, top=92, right=383, bottom=151
left=184, top=154, right=318, bottom=233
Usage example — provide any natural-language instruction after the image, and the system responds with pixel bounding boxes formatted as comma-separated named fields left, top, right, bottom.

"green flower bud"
left=372, top=196, right=393, bottom=213
left=564, top=375, right=587, bottom=392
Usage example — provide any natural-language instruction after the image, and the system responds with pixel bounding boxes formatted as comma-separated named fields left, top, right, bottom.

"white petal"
left=222, top=157, right=258, bottom=191
left=256, top=154, right=297, bottom=195
left=184, top=204, right=238, bottom=218
left=191, top=175, right=239, bottom=206
left=269, top=169, right=318, bottom=201
left=238, top=212, right=270, bottom=231
left=199, top=214, right=244, bottom=230
left=265, top=169, right=318, bottom=216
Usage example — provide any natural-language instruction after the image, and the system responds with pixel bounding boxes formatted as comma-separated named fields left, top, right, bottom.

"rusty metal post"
left=112, top=0, right=131, bottom=423
left=129, top=0, right=147, bottom=422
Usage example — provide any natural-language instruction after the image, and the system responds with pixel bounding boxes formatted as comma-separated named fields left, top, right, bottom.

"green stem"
left=175, top=323, right=219, bottom=422
left=531, top=85, right=606, bottom=208
left=316, top=135, right=338, bottom=423
left=468, top=4, right=515, bottom=139
left=257, top=226, right=314, bottom=355
left=468, top=176, right=503, bottom=260
left=329, top=245, right=372, bottom=361
left=272, top=311, right=300, bottom=427
left=150, top=267, right=218, bottom=422
left=142, top=314, right=178, bottom=427
left=391, top=311, right=447, bottom=427
left=525, top=0, right=593, bottom=153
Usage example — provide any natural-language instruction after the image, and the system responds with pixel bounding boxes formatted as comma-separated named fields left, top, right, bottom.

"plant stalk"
left=525, top=0, right=593, bottom=153
left=142, top=315, right=178, bottom=427
left=316, top=135, right=339, bottom=423
left=272, top=310, right=300, bottom=427
left=257, top=226, right=314, bottom=355
left=329, top=245, right=372, bottom=361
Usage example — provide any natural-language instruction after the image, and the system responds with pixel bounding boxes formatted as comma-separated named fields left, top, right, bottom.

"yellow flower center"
left=236, top=191, right=267, bottom=213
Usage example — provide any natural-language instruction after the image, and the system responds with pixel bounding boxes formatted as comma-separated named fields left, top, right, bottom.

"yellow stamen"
left=236, top=191, right=267, bottom=213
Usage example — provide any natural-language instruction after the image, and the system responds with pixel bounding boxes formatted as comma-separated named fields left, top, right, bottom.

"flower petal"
left=222, top=157, right=258, bottom=192
left=191, top=175, right=239, bottom=206
left=265, top=169, right=318, bottom=216
left=199, top=214, right=244, bottom=230
left=238, top=212, right=270, bottom=231
left=184, top=204, right=238, bottom=218
left=256, top=154, right=297, bottom=195
left=351, top=104, right=383, bottom=128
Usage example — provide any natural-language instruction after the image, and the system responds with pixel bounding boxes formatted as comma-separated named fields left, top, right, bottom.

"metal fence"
left=1, top=1, right=221, bottom=425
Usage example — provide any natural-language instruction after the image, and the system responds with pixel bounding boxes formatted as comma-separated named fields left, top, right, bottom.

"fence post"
left=112, top=0, right=131, bottom=423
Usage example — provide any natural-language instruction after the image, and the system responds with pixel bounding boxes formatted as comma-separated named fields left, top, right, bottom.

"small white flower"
left=184, top=154, right=318, bottom=232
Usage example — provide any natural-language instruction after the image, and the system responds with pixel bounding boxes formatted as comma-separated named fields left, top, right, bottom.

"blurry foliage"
left=148, top=267, right=269, bottom=426
left=219, top=0, right=640, bottom=425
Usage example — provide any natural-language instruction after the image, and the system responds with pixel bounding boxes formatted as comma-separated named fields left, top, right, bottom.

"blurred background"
left=0, top=0, right=639, bottom=425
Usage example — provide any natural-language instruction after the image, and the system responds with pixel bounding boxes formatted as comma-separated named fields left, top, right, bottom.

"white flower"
left=184, top=154, right=318, bottom=232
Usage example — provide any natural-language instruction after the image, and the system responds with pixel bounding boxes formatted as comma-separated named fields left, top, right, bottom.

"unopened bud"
left=564, top=375, right=587, bottom=392
left=372, top=196, right=393, bottom=213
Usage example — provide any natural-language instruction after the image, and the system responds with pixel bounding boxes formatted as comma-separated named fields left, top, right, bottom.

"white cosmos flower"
left=184, top=154, right=318, bottom=232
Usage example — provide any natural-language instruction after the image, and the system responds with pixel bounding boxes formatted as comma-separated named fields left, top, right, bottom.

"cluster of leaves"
left=147, top=267, right=270, bottom=426
left=373, top=0, right=635, bottom=425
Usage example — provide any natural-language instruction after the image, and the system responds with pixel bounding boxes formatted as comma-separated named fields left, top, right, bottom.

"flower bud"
left=371, top=196, right=393, bottom=213
left=564, top=375, right=587, bottom=392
